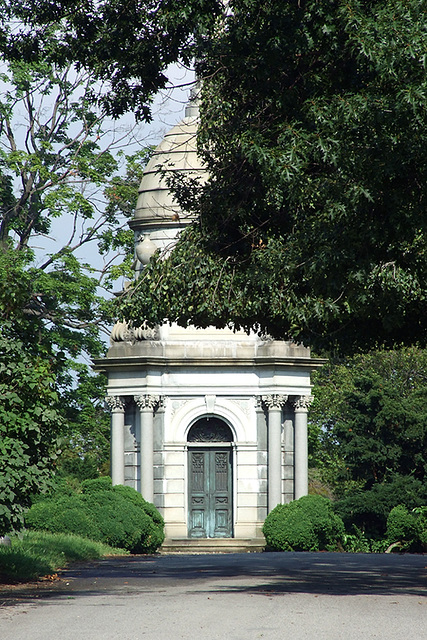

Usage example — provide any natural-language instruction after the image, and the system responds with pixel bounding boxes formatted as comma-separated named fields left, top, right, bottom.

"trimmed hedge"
left=25, top=478, right=164, bottom=554
left=263, top=495, right=345, bottom=552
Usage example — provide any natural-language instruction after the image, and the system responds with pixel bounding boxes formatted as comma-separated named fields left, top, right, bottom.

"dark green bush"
left=263, top=495, right=345, bottom=552
left=26, top=496, right=98, bottom=540
left=386, top=505, right=417, bottom=547
left=81, top=476, right=115, bottom=493
left=113, top=484, right=165, bottom=551
left=25, top=479, right=164, bottom=553
left=334, top=475, right=427, bottom=538
left=414, top=507, right=427, bottom=549
left=386, top=505, right=427, bottom=552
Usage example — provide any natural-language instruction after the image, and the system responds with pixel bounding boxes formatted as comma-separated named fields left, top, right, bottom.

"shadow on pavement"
left=1, top=552, right=426, bottom=605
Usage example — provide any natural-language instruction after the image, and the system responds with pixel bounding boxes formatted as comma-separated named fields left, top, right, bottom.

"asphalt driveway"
left=1, top=552, right=425, bottom=640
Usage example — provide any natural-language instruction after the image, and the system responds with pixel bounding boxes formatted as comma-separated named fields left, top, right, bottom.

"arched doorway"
left=187, top=417, right=233, bottom=538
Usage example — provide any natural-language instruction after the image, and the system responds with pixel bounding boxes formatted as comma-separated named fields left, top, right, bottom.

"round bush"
left=386, top=505, right=417, bottom=546
left=263, top=495, right=345, bottom=552
left=25, top=479, right=164, bottom=553
left=386, top=505, right=427, bottom=552
left=81, top=476, right=115, bottom=494
left=113, top=485, right=165, bottom=551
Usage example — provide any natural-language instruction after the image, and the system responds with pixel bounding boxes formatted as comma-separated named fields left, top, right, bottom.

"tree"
left=0, top=332, right=63, bottom=535
left=118, top=0, right=427, bottom=355
left=0, top=2, right=225, bottom=531
left=55, top=148, right=152, bottom=479
left=309, top=347, right=427, bottom=492
left=0, top=0, right=223, bottom=120
left=0, top=60, right=150, bottom=531
left=0, top=59, right=136, bottom=325
left=0, top=250, right=64, bottom=533
left=308, top=347, right=427, bottom=536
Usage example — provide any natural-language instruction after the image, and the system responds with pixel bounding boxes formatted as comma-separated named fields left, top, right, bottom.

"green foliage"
left=262, top=495, right=344, bottom=552
left=102, top=149, right=152, bottom=288
left=309, top=348, right=427, bottom=496
left=119, top=0, right=427, bottom=354
left=386, top=505, right=427, bottom=552
left=25, top=478, right=165, bottom=553
left=81, top=476, right=115, bottom=494
left=113, top=484, right=165, bottom=550
left=55, top=453, right=103, bottom=482
left=0, top=530, right=127, bottom=583
left=0, top=59, right=155, bottom=520
left=414, top=507, right=427, bottom=549
left=341, top=526, right=371, bottom=554
left=310, top=347, right=427, bottom=543
left=0, top=322, right=63, bottom=535
left=1, top=1, right=223, bottom=120
left=56, top=368, right=111, bottom=477
left=386, top=505, right=418, bottom=550
left=333, top=476, right=427, bottom=538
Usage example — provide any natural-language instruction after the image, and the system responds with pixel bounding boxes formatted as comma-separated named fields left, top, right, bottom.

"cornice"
left=93, top=354, right=326, bottom=372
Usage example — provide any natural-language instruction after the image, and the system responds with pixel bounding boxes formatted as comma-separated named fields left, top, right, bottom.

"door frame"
left=187, top=442, right=234, bottom=539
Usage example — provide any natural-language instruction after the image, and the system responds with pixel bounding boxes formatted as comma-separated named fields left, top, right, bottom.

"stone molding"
left=105, top=395, right=126, bottom=412
left=262, top=394, right=288, bottom=410
left=293, top=395, right=314, bottom=412
left=110, top=320, right=160, bottom=343
left=134, top=394, right=160, bottom=411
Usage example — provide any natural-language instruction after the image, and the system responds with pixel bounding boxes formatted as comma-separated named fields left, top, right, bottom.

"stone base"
left=160, top=537, right=265, bottom=554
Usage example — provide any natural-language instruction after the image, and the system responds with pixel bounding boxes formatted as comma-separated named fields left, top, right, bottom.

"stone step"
left=160, top=538, right=265, bottom=554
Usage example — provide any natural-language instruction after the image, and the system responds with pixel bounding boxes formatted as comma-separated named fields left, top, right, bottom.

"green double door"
left=188, top=448, right=233, bottom=538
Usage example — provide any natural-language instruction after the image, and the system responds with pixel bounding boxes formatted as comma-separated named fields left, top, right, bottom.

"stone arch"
left=187, top=417, right=234, bottom=443
left=169, top=397, right=249, bottom=443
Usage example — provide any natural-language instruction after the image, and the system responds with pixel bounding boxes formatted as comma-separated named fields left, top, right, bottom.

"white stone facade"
left=97, top=327, right=320, bottom=540
left=94, top=98, right=323, bottom=542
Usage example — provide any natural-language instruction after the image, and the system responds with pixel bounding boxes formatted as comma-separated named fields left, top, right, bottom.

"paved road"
left=1, top=552, right=426, bottom=640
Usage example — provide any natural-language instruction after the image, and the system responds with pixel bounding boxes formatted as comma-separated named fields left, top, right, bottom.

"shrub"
left=263, top=495, right=345, bottom=552
left=386, top=505, right=427, bottom=553
left=386, top=505, right=417, bottom=548
left=113, top=484, right=165, bottom=552
left=81, top=476, right=115, bottom=493
left=413, top=507, right=427, bottom=550
left=25, top=479, right=164, bottom=553
left=333, top=475, right=427, bottom=538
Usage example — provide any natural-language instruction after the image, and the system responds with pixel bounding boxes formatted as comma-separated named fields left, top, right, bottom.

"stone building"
left=94, top=97, right=323, bottom=547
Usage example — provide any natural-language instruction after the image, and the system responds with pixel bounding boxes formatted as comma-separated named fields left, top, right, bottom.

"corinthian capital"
left=293, top=395, right=314, bottom=412
left=105, top=395, right=126, bottom=412
left=262, top=394, right=288, bottom=410
left=134, top=394, right=160, bottom=411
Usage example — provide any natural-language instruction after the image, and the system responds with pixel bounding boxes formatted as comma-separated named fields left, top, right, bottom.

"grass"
left=0, top=530, right=128, bottom=584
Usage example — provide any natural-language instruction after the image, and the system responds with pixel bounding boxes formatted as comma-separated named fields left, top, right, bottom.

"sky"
left=0, top=60, right=195, bottom=349
left=28, top=63, right=195, bottom=273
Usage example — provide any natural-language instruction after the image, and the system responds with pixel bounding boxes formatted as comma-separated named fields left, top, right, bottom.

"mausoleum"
left=94, top=96, right=323, bottom=548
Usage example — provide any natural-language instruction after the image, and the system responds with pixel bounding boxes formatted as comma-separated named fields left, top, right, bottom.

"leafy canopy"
left=119, top=0, right=427, bottom=354
left=0, top=59, right=150, bottom=531
left=0, top=0, right=223, bottom=120
left=0, top=319, right=63, bottom=534
left=310, top=347, right=427, bottom=493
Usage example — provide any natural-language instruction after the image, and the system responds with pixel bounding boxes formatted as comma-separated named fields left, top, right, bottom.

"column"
left=105, top=396, right=126, bottom=486
left=263, top=394, right=288, bottom=512
left=135, top=395, right=159, bottom=503
left=293, top=395, right=313, bottom=499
